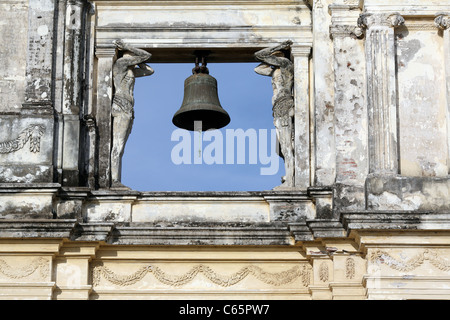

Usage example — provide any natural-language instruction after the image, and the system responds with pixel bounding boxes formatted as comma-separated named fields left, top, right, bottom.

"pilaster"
left=82, top=115, right=97, bottom=189
left=291, top=46, right=312, bottom=190
left=329, top=251, right=366, bottom=300
left=311, top=0, right=336, bottom=187
left=329, top=3, right=368, bottom=210
left=309, top=254, right=333, bottom=300
left=358, top=12, right=404, bottom=175
left=54, top=242, right=99, bottom=300
left=94, top=46, right=116, bottom=188
left=304, top=240, right=366, bottom=300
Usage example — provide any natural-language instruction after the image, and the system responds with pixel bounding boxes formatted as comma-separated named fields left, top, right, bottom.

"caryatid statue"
left=111, top=40, right=154, bottom=188
left=254, top=41, right=295, bottom=190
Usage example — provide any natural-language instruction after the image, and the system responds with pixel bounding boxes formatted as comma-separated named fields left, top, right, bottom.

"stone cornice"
left=341, top=211, right=450, bottom=234
left=91, top=0, right=310, bottom=7
left=0, top=219, right=77, bottom=239
left=2, top=210, right=450, bottom=245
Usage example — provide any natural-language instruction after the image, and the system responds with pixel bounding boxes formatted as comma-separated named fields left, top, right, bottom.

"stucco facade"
left=0, top=0, right=449, bottom=300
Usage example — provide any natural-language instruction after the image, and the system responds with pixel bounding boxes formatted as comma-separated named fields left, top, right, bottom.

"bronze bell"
left=172, top=54, right=230, bottom=131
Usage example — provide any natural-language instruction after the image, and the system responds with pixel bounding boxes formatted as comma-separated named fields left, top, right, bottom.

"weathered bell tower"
left=0, top=0, right=450, bottom=300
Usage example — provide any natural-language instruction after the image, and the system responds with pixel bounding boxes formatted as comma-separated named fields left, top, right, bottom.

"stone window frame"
left=85, top=0, right=313, bottom=191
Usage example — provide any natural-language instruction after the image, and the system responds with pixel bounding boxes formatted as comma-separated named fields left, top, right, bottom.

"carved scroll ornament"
left=0, top=124, right=45, bottom=154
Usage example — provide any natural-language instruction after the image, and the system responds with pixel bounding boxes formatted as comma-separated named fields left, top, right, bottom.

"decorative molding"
left=0, top=257, right=49, bottom=280
left=0, top=124, right=45, bottom=154
left=21, top=102, right=54, bottom=117
left=435, top=13, right=450, bottom=30
left=369, top=249, right=450, bottom=273
left=345, top=258, right=356, bottom=279
left=92, top=264, right=311, bottom=288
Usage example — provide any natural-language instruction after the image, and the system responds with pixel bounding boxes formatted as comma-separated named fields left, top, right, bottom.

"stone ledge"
left=72, top=223, right=115, bottom=242
left=0, top=219, right=77, bottom=238
left=288, top=222, right=314, bottom=242
left=341, top=211, right=450, bottom=232
left=1, top=210, right=450, bottom=244
left=0, top=183, right=61, bottom=191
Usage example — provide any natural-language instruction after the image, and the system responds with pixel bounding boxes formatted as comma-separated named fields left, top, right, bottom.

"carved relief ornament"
left=92, top=264, right=311, bottom=288
left=0, top=124, right=45, bottom=154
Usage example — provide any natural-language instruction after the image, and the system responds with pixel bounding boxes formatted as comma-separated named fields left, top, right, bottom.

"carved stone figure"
left=111, top=40, right=154, bottom=188
left=254, top=41, right=295, bottom=189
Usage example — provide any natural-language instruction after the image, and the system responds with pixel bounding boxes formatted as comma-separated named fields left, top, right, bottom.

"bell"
left=172, top=55, right=230, bottom=131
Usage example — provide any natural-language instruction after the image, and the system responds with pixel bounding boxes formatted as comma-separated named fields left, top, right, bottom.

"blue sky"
left=122, top=62, right=285, bottom=191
